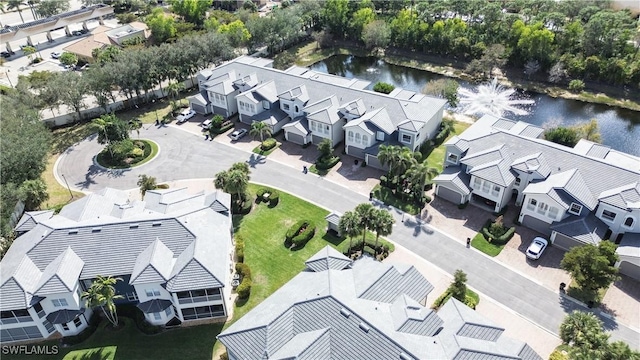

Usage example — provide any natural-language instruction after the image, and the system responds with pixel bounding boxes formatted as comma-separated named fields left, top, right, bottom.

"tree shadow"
left=246, top=153, right=266, bottom=168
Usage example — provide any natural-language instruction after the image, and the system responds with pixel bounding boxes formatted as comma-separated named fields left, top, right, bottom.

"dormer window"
left=602, top=210, right=616, bottom=222
left=401, top=134, right=411, bottom=144
left=447, top=153, right=459, bottom=164
left=294, top=105, right=299, bottom=113
left=283, top=103, right=290, bottom=111
left=263, top=100, right=270, bottom=110
left=376, top=131, right=384, bottom=141
left=568, top=203, right=583, bottom=216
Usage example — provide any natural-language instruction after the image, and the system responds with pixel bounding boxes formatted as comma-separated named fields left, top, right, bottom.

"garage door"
left=436, top=185, right=463, bottom=204
left=365, top=155, right=384, bottom=170
left=286, top=132, right=305, bottom=145
left=521, top=215, right=552, bottom=236
left=619, top=261, right=640, bottom=281
left=191, top=103, right=207, bottom=114
left=347, top=146, right=365, bottom=159
left=551, top=233, right=582, bottom=251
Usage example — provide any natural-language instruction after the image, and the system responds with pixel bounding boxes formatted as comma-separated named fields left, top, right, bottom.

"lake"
left=309, top=55, right=640, bottom=157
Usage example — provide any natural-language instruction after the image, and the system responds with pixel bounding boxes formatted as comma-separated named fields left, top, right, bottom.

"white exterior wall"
left=596, top=203, right=640, bottom=237
left=331, top=120, right=344, bottom=146
left=425, top=107, right=444, bottom=138
left=518, top=193, right=566, bottom=224
left=512, top=170, right=549, bottom=206
left=237, top=95, right=259, bottom=122
left=226, top=92, right=238, bottom=116
left=40, top=284, right=82, bottom=315
left=280, top=98, right=305, bottom=118
left=133, top=284, right=172, bottom=303
left=345, top=127, right=373, bottom=150
left=469, top=175, right=506, bottom=212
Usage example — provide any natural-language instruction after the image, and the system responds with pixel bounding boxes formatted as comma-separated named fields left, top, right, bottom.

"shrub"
left=235, top=262, right=252, bottom=280
left=256, top=187, right=269, bottom=201
left=315, top=156, right=340, bottom=170
left=380, top=175, right=388, bottom=187
left=286, top=220, right=308, bottom=241
left=545, top=126, right=579, bottom=147
left=464, top=294, right=478, bottom=309
left=130, top=148, right=144, bottom=158
left=105, top=139, right=135, bottom=163
left=568, top=79, right=585, bottom=92
left=268, top=190, right=279, bottom=207
left=458, top=201, right=469, bottom=209
left=134, top=141, right=146, bottom=149
left=63, top=312, right=101, bottom=345
left=213, top=122, right=234, bottom=134
left=548, top=350, right=568, bottom=360
left=363, top=245, right=376, bottom=257
left=156, top=183, right=170, bottom=189
left=235, top=236, right=245, bottom=263
left=211, top=115, right=224, bottom=129
left=373, top=82, right=395, bottom=94
left=237, top=278, right=252, bottom=299
left=220, top=352, right=229, bottom=360
left=291, top=222, right=316, bottom=248
left=431, top=290, right=451, bottom=310
left=261, top=138, right=277, bottom=151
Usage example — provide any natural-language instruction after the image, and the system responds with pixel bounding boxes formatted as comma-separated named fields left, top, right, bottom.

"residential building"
left=188, top=56, right=447, bottom=168
left=218, top=246, right=541, bottom=360
left=1, top=187, right=234, bottom=343
left=63, top=21, right=148, bottom=63
left=433, top=115, right=640, bottom=279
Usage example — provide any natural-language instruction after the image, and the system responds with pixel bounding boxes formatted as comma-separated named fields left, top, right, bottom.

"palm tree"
left=396, top=148, right=415, bottom=177
left=371, top=209, right=394, bottom=257
left=249, top=121, right=272, bottom=142
left=7, top=0, right=25, bottom=23
left=81, top=275, right=124, bottom=328
left=560, top=311, right=608, bottom=348
left=406, top=162, right=439, bottom=200
left=166, top=81, right=184, bottom=110
left=129, top=117, right=142, bottom=138
left=225, top=169, right=249, bottom=204
left=338, top=210, right=361, bottom=256
left=214, top=170, right=227, bottom=190
left=137, top=174, right=157, bottom=199
left=355, top=203, right=375, bottom=246
left=378, top=144, right=401, bottom=177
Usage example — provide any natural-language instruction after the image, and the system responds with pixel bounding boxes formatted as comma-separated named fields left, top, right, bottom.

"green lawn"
left=470, top=232, right=507, bottom=257
left=372, top=185, right=421, bottom=215
left=424, top=121, right=471, bottom=172
left=251, top=144, right=279, bottom=156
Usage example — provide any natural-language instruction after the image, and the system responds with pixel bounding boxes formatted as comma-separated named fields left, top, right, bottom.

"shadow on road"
left=558, top=293, right=620, bottom=332
left=247, top=153, right=266, bottom=168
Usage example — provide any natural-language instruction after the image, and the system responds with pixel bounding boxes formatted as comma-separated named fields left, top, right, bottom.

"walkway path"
left=56, top=125, right=640, bottom=350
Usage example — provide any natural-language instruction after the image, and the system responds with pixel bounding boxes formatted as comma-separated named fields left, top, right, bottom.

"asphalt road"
left=57, top=124, right=640, bottom=349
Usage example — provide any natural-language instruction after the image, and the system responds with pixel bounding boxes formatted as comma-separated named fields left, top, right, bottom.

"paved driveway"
left=55, top=125, right=640, bottom=349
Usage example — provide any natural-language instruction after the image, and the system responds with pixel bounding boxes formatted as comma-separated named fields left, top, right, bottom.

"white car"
left=200, top=119, right=212, bottom=129
left=51, top=51, right=62, bottom=59
left=526, top=237, right=548, bottom=260
left=230, top=129, right=248, bottom=141
left=176, top=109, right=196, bottom=123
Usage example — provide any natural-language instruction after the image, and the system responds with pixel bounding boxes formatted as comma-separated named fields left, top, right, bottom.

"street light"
left=61, top=174, right=73, bottom=200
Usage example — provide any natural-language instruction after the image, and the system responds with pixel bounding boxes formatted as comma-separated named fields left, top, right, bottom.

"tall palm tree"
left=225, top=169, right=249, bottom=203
left=371, top=209, right=394, bottom=257
left=560, top=311, right=607, bottom=348
left=396, top=148, right=415, bottom=177
left=129, top=117, right=142, bottom=138
left=7, top=0, right=25, bottom=23
left=214, top=170, right=227, bottom=190
left=338, top=210, right=361, bottom=256
left=81, top=275, right=124, bottom=328
left=355, top=203, right=375, bottom=245
left=137, top=174, right=157, bottom=199
left=166, top=81, right=184, bottom=109
left=406, top=162, right=439, bottom=199
left=378, top=144, right=401, bottom=177
left=249, top=121, right=272, bottom=142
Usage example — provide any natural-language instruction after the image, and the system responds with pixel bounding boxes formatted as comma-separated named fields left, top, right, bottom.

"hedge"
left=292, top=224, right=315, bottom=248
left=261, top=138, right=277, bottom=151
left=315, top=156, right=340, bottom=170
left=268, top=190, right=279, bottom=207
left=363, top=245, right=376, bottom=257
left=256, top=187, right=269, bottom=199
left=286, top=220, right=308, bottom=241
left=235, top=235, right=245, bottom=263
left=431, top=290, right=477, bottom=310
left=237, top=278, right=252, bottom=299
left=212, top=122, right=234, bottom=134
left=235, top=263, right=252, bottom=280
left=256, top=187, right=279, bottom=206
left=481, top=225, right=516, bottom=243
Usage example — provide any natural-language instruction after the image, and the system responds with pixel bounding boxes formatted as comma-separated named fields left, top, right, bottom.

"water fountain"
left=458, top=77, right=535, bottom=117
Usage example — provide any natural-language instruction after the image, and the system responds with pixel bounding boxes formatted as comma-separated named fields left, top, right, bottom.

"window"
left=362, top=135, right=368, bottom=144
left=416, top=132, right=420, bottom=139
left=401, top=134, right=411, bottom=144
left=249, top=104, right=255, bottom=113
left=153, top=312, right=162, bottom=320
left=181, top=305, right=225, bottom=320
left=527, top=198, right=537, bottom=211
left=294, top=105, right=299, bottom=113
left=376, top=131, right=384, bottom=141
left=1, top=326, right=43, bottom=341
left=145, top=289, right=161, bottom=297
left=624, top=217, right=634, bottom=228
left=263, top=100, right=270, bottom=110
left=165, top=307, right=172, bottom=317
left=548, top=207, right=559, bottom=219
left=602, top=210, right=617, bottom=222
left=348, top=131, right=354, bottom=142
left=175, top=288, right=221, bottom=304
left=491, top=185, right=500, bottom=197
left=0, top=310, right=32, bottom=324
left=473, top=177, right=482, bottom=189
left=33, top=303, right=45, bottom=318
left=73, top=317, right=82, bottom=328
left=62, top=323, right=69, bottom=331
left=126, top=292, right=138, bottom=301
left=355, top=133, right=361, bottom=144
left=537, top=202, right=548, bottom=215
left=283, top=103, right=290, bottom=110
left=324, top=125, right=329, bottom=134
left=568, top=203, right=583, bottom=216
left=482, top=181, right=490, bottom=193
left=446, top=153, right=458, bottom=164
left=52, top=298, right=68, bottom=307
left=43, top=320, right=55, bottom=333
left=514, top=177, right=521, bottom=186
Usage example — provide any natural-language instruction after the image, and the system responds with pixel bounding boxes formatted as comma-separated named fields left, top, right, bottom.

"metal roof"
left=550, top=214, right=608, bottom=245
left=524, top=169, right=597, bottom=210
left=469, top=158, right=516, bottom=187
left=598, top=182, right=640, bottom=210
left=46, top=308, right=85, bottom=325
left=34, top=247, right=84, bottom=296
left=14, top=210, right=54, bottom=233
left=305, top=245, right=352, bottom=272
left=433, top=167, right=472, bottom=195
left=129, top=238, right=174, bottom=285
left=137, top=299, right=173, bottom=313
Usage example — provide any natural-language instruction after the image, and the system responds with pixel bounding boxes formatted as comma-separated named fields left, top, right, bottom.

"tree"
left=22, top=46, right=37, bottom=63
left=317, top=138, right=333, bottom=160
left=7, top=0, right=25, bottom=23
left=350, top=7, right=375, bottom=41
left=242, top=0, right=257, bottom=12
left=137, top=174, right=157, bottom=198
left=322, top=0, right=349, bottom=39
left=362, top=20, right=390, bottom=50
left=36, top=0, right=69, bottom=18
left=170, top=0, right=210, bottom=26
left=378, top=144, right=403, bottom=178
left=53, top=71, right=88, bottom=120
left=406, top=162, right=439, bottom=200
left=146, top=8, right=176, bottom=43
left=354, top=203, right=375, bottom=245
left=560, top=241, right=620, bottom=299
left=217, top=20, right=251, bottom=47
left=373, top=82, right=394, bottom=94
left=371, top=209, right=394, bottom=256
left=604, top=341, right=640, bottom=360
left=59, top=52, right=78, bottom=68
left=422, top=79, right=459, bottom=107
left=249, top=121, right=272, bottom=142
left=449, top=270, right=467, bottom=302
left=18, top=179, right=49, bottom=210
left=166, top=81, right=184, bottom=109
left=128, top=118, right=142, bottom=138
left=544, top=127, right=579, bottom=147
left=573, top=119, right=601, bottom=143
left=548, top=62, right=567, bottom=84
left=81, top=275, right=124, bottom=328
left=214, top=162, right=250, bottom=205
left=466, top=44, right=506, bottom=79
left=93, top=114, right=130, bottom=145
left=338, top=210, right=361, bottom=255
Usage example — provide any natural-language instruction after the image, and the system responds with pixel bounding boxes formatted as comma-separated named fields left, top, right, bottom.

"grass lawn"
left=424, top=121, right=471, bottom=172
left=372, top=185, right=421, bottom=215
left=251, top=143, right=279, bottom=156
left=41, top=154, right=85, bottom=212
left=470, top=232, right=507, bottom=257
left=95, top=140, right=159, bottom=169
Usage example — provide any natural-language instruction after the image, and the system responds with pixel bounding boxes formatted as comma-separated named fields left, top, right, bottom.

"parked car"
left=526, top=237, right=548, bottom=260
left=176, top=109, right=196, bottom=123
left=51, top=51, right=62, bottom=59
left=1, top=51, right=13, bottom=58
left=230, top=129, right=248, bottom=141
left=200, top=119, right=212, bottom=129
left=72, top=30, right=83, bottom=36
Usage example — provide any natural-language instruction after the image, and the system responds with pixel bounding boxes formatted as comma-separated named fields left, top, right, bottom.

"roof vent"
left=399, top=353, right=413, bottom=360
left=129, top=223, right=139, bottom=229
left=152, top=221, right=162, bottom=227
left=340, top=308, right=351, bottom=318
left=91, top=227, right=102, bottom=232
left=68, top=229, right=79, bottom=234
left=358, top=322, right=370, bottom=333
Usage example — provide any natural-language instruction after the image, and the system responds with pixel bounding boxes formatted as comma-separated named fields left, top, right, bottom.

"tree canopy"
left=560, top=241, right=619, bottom=297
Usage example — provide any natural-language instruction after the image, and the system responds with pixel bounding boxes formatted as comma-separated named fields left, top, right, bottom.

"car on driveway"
left=230, top=129, right=248, bottom=141
left=200, top=119, right=212, bottom=129
left=526, top=237, right=548, bottom=260
left=176, top=109, right=196, bottom=123
left=51, top=51, right=62, bottom=59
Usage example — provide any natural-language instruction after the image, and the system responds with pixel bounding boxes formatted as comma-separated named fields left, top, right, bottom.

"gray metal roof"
left=303, top=95, right=340, bottom=114
left=277, top=84, right=310, bottom=103
left=1, top=188, right=231, bottom=310
left=524, top=169, right=597, bottom=210
left=397, top=119, right=420, bottom=132
left=282, top=117, right=309, bottom=136
left=165, top=235, right=225, bottom=292
left=218, top=248, right=539, bottom=360
left=355, top=261, right=434, bottom=303
left=251, top=107, right=289, bottom=126
left=617, top=233, right=640, bottom=259
left=360, top=108, right=396, bottom=134
left=550, top=214, right=608, bottom=245
left=457, top=323, right=504, bottom=342
left=307, top=105, right=341, bottom=125
left=324, top=212, right=342, bottom=226
left=433, top=167, right=472, bottom=195
left=14, top=210, right=54, bottom=233
left=305, top=245, right=352, bottom=272
left=137, top=299, right=172, bottom=313
left=34, top=247, right=84, bottom=296
left=46, top=308, right=85, bottom=325
left=445, top=136, right=470, bottom=152
left=469, top=158, right=516, bottom=187
left=461, top=145, right=508, bottom=168
left=510, top=153, right=551, bottom=178
left=598, top=182, right=640, bottom=210
left=129, top=238, right=174, bottom=285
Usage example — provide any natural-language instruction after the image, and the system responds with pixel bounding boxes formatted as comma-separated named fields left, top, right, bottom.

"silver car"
left=526, top=237, right=548, bottom=260
left=230, top=129, right=248, bottom=141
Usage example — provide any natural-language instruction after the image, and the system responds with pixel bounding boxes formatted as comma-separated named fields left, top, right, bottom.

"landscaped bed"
left=471, top=216, right=516, bottom=257
left=96, top=139, right=159, bottom=169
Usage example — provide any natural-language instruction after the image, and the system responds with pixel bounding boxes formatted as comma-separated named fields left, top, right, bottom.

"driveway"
left=55, top=125, right=640, bottom=350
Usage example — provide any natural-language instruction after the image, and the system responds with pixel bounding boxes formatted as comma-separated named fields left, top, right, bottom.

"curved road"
left=57, top=125, right=639, bottom=349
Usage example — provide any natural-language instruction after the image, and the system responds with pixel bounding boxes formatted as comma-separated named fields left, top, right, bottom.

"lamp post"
left=5, top=70, right=13, bottom=87
left=61, top=174, right=73, bottom=200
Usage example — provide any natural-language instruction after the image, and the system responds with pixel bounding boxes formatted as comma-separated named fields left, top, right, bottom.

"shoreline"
left=294, top=42, right=640, bottom=113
